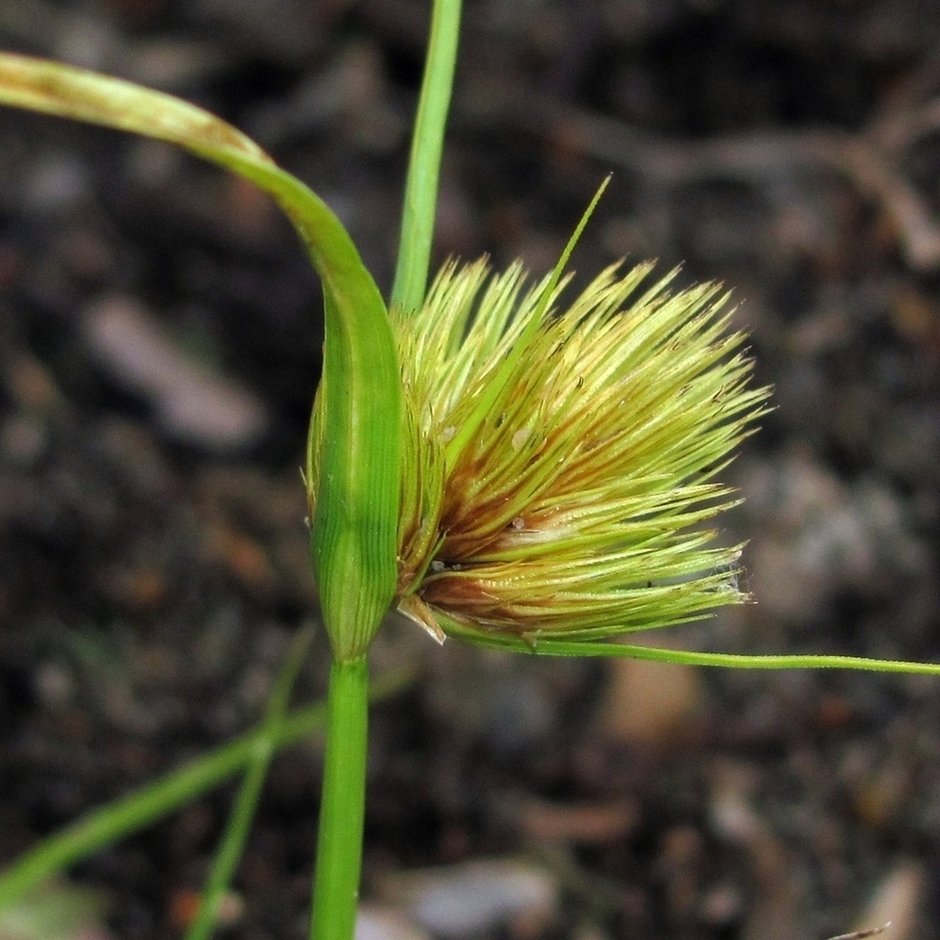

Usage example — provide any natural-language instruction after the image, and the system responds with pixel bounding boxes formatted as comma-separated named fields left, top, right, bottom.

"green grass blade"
left=185, top=627, right=315, bottom=940
left=391, top=0, right=463, bottom=313
left=0, top=670, right=411, bottom=913
left=0, top=52, right=403, bottom=659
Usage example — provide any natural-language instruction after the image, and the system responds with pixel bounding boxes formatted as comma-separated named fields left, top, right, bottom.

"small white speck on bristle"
left=511, top=428, right=530, bottom=451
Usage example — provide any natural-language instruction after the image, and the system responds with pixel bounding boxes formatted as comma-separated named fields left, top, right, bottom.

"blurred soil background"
left=2, top=1, right=940, bottom=938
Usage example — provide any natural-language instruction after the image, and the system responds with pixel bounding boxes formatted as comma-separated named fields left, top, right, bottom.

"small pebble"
left=82, top=295, right=267, bottom=450
left=34, top=661, right=76, bottom=709
left=380, top=859, right=558, bottom=938
left=848, top=861, right=924, bottom=940
left=598, top=650, right=705, bottom=749
left=356, top=905, right=431, bottom=940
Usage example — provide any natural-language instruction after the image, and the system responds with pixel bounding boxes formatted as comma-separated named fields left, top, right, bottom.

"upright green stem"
left=390, top=0, right=463, bottom=313
left=309, top=2, right=464, bottom=935
left=310, top=657, right=370, bottom=940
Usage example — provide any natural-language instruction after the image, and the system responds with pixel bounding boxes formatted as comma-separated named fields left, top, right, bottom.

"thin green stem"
left=597, top=645, right=940, bottom=674
left=443, top=624, right=940, bottom=675
left=310, top=657, right=370, bottom=940
left=185, top=626, right=315, bottom=940
left=390, top=0, right=463, bottom=313
left=0, top=669, right=410, bottom=914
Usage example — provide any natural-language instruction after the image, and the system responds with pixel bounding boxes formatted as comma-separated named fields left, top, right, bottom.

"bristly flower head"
left=392, top=257, right=770, bottom=653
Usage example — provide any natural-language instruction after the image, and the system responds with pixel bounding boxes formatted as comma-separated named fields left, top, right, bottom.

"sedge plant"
left=1, top=2, right=940, bottom=938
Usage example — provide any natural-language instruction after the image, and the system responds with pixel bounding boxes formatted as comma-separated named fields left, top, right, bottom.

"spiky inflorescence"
left=392, top=259, right=770, bottom=651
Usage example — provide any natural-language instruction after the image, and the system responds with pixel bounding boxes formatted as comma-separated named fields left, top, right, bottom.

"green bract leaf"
left=0, top=53, right=402, bottom=659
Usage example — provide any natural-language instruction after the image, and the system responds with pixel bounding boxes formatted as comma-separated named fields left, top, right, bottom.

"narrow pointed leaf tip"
left=393, top=256, right=771, bottom=650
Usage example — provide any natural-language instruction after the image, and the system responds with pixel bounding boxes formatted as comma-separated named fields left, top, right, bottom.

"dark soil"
left=3, top=2, right=940, bottom=938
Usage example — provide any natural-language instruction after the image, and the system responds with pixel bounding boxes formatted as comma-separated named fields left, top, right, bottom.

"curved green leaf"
left=0, top=53, right=402, bottom=658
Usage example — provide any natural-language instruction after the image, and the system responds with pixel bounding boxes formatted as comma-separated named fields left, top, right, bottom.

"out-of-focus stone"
left=83, top=295, right=267, bottom=450
left=597, top=649, right=706, bottom=749
left=379, top=858, right=558, bottom=938
left=355, top=905, right=431, bottom=940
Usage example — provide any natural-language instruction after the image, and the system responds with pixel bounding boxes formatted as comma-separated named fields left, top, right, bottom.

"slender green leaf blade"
left=391, top=0, right=463, bottom=313
left=0, top=53, right=402, bottom=657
